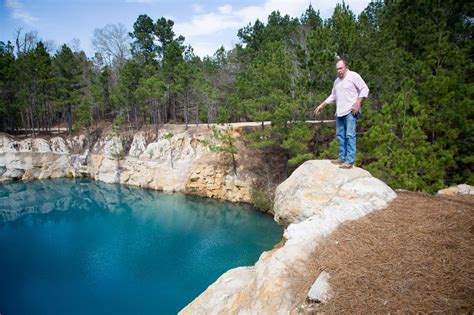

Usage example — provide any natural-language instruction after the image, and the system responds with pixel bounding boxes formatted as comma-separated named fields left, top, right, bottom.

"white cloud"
left=218, top=4, right=233, bottom=15
left=6, top=0, right=39, bottom=26
left=191, top=41, right=225, bottom=58
left=192, top=4, right=204, bottom=13
left=175, top=12, right=241, bottom=38
left=175, top=0, right=370, bottom=57
left=235, top=0, right=310, bottom=24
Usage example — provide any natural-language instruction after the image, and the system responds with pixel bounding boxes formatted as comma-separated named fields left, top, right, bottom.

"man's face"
left=336, top=61, right=348, bottom=79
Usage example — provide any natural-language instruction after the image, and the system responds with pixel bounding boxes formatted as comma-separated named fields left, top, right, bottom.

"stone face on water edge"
left=0, top=152, right=72, bottom=180
left=0, top=130, right=399, bottom=313
left=185, top=163, right=253, bottom=202
left=180, top=160, right=396, bottom=314
left=0, top=130, right=256, bottom=203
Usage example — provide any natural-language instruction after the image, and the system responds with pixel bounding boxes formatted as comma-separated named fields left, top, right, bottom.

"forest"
left=0, top=0, right=472, bottom=192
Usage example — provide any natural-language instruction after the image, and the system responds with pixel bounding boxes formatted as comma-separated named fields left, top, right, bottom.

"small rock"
left=308, top=271, right=330, bottom=303
left=437, top=184, right=474, bottom=195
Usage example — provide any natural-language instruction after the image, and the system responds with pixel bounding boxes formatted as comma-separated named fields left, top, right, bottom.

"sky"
left=1, top=0, right=370, bottom=57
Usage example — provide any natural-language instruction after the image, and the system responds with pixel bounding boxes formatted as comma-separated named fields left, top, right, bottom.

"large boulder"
left=274, top=160, right=396, bottom=225
left=180, top=160, right=396, bottom=314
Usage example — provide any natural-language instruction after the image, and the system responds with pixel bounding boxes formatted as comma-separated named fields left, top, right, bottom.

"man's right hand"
left=314, top=103, right=325, bottom=116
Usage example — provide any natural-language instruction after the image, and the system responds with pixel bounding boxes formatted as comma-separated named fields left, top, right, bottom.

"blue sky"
left=1, top=0, right=370, bottom=57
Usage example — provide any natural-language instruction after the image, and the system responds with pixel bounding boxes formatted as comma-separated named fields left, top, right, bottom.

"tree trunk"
left=67, top=104, right=72, bottom=137
left=28, top=106, right=35, bottom=138
left=231, top=153, right=237, bottom=176
left=184, top=92, right=188, bottom=129
left=206, top=95, right=211, bottom=128
left=172, top=95, right=177, bottom=122
left=195, top=96, right=199, bottom=125
left=133, top=105, right=139, bottom=130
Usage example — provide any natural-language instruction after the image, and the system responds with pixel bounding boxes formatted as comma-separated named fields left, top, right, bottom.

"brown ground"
left=297, top=191, right=474, bottom=313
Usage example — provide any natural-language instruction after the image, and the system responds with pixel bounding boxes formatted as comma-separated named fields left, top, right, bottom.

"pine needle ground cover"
left=300, top=192, right=473, bottom=313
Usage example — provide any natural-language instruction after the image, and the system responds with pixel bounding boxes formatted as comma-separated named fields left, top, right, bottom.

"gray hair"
left=337, top=59, right=349, bottom=67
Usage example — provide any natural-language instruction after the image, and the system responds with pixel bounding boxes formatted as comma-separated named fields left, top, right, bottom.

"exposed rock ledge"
left=1, top=130, right=397, bottom=313
left=0, top=126, right=269, bottom=203
left=180, top=160, right=396, bottom=314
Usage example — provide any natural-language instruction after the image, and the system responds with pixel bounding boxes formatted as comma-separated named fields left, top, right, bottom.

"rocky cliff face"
left=0, top=126, right=262, bottom=203
left=180, top=160, right=397, bottom=314
left=1, top=129, right=398, bottom=313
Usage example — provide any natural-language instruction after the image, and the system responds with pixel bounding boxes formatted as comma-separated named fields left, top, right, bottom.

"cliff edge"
left=180, top=160, right=396, bottom=314
left=0, top=126, right=284, bottom=203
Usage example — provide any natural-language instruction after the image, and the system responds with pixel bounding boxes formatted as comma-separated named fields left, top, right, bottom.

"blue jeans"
left=336, top=112, right=359, bottom=164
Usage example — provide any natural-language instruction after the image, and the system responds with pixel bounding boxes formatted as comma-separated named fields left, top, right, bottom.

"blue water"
left=0, top=179, right=282, bottom=314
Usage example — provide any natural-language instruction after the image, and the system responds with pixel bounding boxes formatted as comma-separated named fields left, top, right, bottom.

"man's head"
left=336, top=59, right=349, bottom=79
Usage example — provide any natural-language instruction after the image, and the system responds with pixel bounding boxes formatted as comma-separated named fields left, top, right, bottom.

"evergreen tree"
left=0, top=41, right=18, bottom=132
left=53, top=44, right=83, bottom=136
left=129, top=15, right=157, bottom=65
left=206, top=125, right=239, bottom=176
left=113, top=59, right=143, bottom=129
left=135, top=72, right=166, bottom=131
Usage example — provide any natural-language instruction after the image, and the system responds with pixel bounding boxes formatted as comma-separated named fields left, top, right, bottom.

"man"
left=314, top=59, right=369, bottom=169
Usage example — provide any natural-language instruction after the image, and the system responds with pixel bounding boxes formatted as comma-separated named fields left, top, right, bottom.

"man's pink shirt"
left=324, top=70, right=369, bottom=117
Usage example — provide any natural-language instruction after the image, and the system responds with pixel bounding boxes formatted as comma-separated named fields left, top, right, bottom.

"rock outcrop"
left=1, top=129, right=399, bottom=313
left=0, top=134, right=81, bottom=181
left=180, top=160, right=396, bottom=314
left=0, top=127, right=260, bottom=203
left=273, top=160, right=397, bottom=225
left=437, top=184, right=474, bottom=195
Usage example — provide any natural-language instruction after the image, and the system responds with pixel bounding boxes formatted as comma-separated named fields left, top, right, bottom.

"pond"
left=0, top=179, right=283, bottom=314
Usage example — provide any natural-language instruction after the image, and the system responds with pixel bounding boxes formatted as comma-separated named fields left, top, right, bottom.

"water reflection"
left=0, top=178, right=273, bottom=231
left=0, top=178, right=282, bottom=314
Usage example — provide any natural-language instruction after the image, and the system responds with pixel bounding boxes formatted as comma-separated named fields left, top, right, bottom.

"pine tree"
left=53, top=44, right=83, bottom=136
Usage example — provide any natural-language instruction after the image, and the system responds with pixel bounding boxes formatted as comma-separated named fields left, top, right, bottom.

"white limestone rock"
left=308, top=271, right=331, bottom=303
left=103, top=135, right=124, bottom=159
left=129, top=131, right=148, bottom=158
left=14, top=138, right=52, bottom=152
left=143, top=139, right=172, bottom=162
left=437, top=184, right=474, bottom=195
left=88, top=155, right=119, bottom=184
left=66, top=134, right=87, bottom=153
left=0, top=152, right=72, bottom=181
left=0, top=127, right=257, bottom=203
left=0, top=133, right=17, bottom=153
left=31, top=138, right=51, bottom=152
left=273, top=160, right=396, bottom=225
left=50, top=137, right=69, bottom=154
left=0, top=134, right=74, bottom=181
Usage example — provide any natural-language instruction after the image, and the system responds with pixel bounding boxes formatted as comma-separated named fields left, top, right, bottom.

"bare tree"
left=43, top=40, right=57, bottom=54
left=92, top=23, right=131, bottom=69
left=68, top=38, right=81, bottom=52
left=15, top=28, right=38, bottom=56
